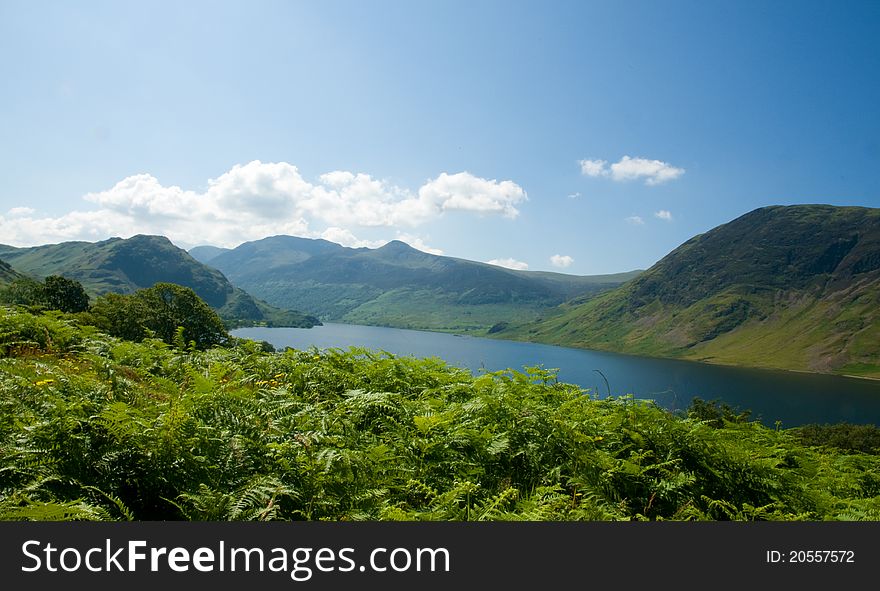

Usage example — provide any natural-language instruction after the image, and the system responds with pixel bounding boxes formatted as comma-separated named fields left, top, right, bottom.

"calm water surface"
left=232, top=323, right=880, bottom=427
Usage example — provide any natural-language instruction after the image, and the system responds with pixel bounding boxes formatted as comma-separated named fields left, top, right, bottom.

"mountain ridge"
left=201, top=235, right=641, bottom=332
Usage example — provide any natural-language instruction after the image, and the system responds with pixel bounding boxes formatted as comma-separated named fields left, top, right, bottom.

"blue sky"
left=1, top=0, right=878, bottom=274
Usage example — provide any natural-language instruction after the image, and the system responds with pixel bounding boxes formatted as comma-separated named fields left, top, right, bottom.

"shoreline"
left=238, top=320, right=880, bottom=383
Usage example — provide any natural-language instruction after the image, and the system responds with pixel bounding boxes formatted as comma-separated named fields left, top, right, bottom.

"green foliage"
left=89, top=284, right=229, bottom=349
left=0, top=274, right=90, bottom=313
left=0, top=277, right=46, bottom=307
left=87, top=293, right=152, bottom=342
left=790, top=423, right=880, bottom=455
left=687, top=397, right=752, bottom=428
left=138, top=283, right=229, bottom=348
left=1, top=307, right=879, bottom=521
left=42, top=275, right=90, bottom=313
left=0, top=307, right=84, bottom=355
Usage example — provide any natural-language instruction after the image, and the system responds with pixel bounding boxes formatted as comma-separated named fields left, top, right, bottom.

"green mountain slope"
left=204, top=236, right=640, bottom=332
left=499, top=205, right=880, bottom=378
left=0, top=259, right=23, bottom=284
left=0, top=236, right=319, bottom=328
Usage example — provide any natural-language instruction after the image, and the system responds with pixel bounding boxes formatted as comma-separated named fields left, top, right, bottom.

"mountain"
left=188, top=245, right=231, bottom=264
left=205, top=236, right=641, bottom=332
left=0, top=259, right=23, bottom=284
left=498, top=205, right=880, bottom=378
left=0, top=235, right=320, bottom=328
left=187, top=244, right=229, bottom=264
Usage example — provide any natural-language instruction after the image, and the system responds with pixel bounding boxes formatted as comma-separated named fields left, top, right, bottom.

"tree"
left=90, top=283, right=229, bottom=350
left=42, top=275, right=90, bottom=313
left=0, top=277, right=45, bottom=307
left=136, top=283, right=229, bottom=349
left=0, top=275, right=90, bottom=314
left=89, top=292, right=153, bottom=342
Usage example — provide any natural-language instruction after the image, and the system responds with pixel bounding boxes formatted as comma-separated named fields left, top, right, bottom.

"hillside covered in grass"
left=499, top=205, right=880, bottom=378
left=2, top=306, right=879, bottom=521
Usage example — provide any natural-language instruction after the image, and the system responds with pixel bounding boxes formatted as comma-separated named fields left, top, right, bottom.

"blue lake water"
left=232, top=323, right=880, bottom=428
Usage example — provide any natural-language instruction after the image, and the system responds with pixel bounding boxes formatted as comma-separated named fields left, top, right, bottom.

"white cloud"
left=0, top=161, right=526, bottom=249
left=610, top=156, right=684, bottom=185
left=550, top=254, right=574, bottom=268
left=625, top=215, right=645, bottom=225
left=0, top=209, right=149, bottom=245
left=207, top=161, right=317, bottom=220
left=578, top=159, right=608, bottom=177
left=578, top=155, right=684, bottom=185
left=417, top=172, right=526, bottom=219
left=318, top=227, right=385, bottom=249
left=567, top=192, right=580, bottom=199
left=7, top=207, right=35, bottom=217
left=654, top=209, right=673, bottom=221
left=486, top=258, right=529, bottom=270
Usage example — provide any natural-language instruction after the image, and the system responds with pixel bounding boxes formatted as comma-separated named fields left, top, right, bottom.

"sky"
left=1, top=0, right=878, bottom=274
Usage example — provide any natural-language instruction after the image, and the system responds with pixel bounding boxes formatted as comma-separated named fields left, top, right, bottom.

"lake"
left=232, top=323, right=880, bottom=427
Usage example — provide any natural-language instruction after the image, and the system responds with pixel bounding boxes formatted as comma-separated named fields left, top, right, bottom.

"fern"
left=2, top=305, right=880, bottom=521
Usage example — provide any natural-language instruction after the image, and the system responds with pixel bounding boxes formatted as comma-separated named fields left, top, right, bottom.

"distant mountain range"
left=498, top=205, right=880, bottom=378
left=0, top=235, right=320, bottom=328
left=4, top=203, right=877, bottom=378
left=197, top=235, right=641, bottom=332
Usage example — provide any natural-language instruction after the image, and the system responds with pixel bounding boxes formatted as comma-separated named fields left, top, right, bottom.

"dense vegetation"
left=0, top=235, right=320, bottom=329
left=499, top=205, right=880, bottom=378
left=203, top=236, right=639, bottom=333
left=1, top=275, right=91, bottom=313
left=2, top=306, right=879, bottom=521
left=86, top=283, right=230, bottom=350
left=2, top=278, right=229, bottom=350
left=790, top=423, right=880, bottom=455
